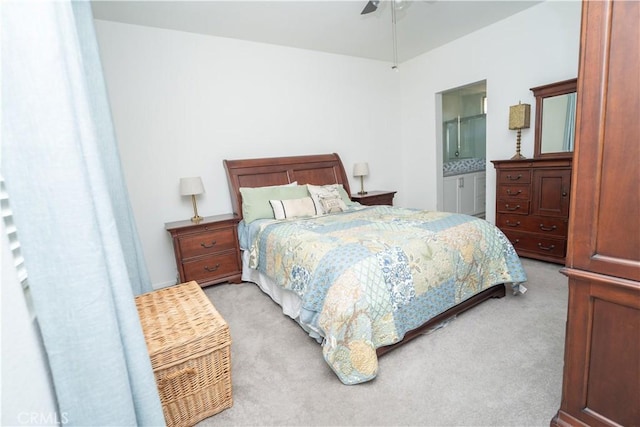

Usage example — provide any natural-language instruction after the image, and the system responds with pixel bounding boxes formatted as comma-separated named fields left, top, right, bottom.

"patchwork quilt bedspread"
left=246, top=206, right=527, bottom=384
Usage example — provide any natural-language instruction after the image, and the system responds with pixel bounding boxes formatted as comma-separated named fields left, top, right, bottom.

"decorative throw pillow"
left=269, top=197, right=318, bottom=220
left=319, top=196, right=346, bottom=214
left=240, top=182, right=307, bottom=223
left=307, top=184, right=348, bottom=214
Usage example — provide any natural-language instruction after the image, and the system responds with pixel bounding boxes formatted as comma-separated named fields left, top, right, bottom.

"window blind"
left=1, top=175, right=35, bottom=317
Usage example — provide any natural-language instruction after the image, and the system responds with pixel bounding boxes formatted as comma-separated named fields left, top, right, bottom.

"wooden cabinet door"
left=552, top=1, right=640, bottom=426
left=443, top=173, right=485, bottom=216
left=474, top=173, right=486, bottom=215
left=442, top=176, right=458, bottom=213
left=531, top=168, right=571, bottom=218
left=458, top=175, right=475, bottom=215
left=567, top=0, right=640, bottom=281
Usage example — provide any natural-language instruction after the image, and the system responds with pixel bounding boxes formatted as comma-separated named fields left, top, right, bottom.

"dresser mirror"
left=530, top=78, right=577, bottom=158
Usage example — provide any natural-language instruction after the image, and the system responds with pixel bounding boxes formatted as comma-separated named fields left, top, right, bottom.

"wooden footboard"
left=376, top=284, right=506, bottom=356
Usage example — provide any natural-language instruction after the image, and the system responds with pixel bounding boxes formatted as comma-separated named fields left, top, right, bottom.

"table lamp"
left=353, top=162, right=369, bottom=195
left=180, top=176, right=205, bottom=222
left=509, top=102, right=531, bottom=160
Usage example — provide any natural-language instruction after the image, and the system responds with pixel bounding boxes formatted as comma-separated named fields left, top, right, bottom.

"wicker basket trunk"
left=135, top=281, right=232, bottom=427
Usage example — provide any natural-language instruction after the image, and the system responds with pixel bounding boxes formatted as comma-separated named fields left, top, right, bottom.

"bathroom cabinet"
left=443, top=171, right=486, bottom=217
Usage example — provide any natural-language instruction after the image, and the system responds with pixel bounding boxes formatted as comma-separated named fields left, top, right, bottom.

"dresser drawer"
left=178, top=228, right=237, bottom=258
left=497, top=214, right=568, bottom=237
left=498, top=170, right=532, bottom=185
left=182, top=252, right=241, bottom=283
left=496, top=184, right=531, bottom=200
left=503, top=230, right=567, bottom=258
left=496, top=200, right=530, bottom=215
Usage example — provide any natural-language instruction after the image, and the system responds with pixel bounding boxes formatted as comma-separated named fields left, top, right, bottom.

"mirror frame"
left=530, top=78, right=577, bottom=159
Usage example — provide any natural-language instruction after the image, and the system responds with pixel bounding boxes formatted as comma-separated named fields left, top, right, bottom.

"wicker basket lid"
left=135, top=281, right=231, bottom=369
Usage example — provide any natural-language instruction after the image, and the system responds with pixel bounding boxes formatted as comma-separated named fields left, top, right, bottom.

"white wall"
left=94, top=20, right=402, bottom=288
left=399, top=0, right=582, bottom=222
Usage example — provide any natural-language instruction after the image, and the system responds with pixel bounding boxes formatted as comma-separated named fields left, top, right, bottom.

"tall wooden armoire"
left=551, top=0, right=640, bottom=426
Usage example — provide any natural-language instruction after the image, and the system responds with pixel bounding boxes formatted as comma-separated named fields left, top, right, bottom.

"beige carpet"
left=201, top=258, right=567, bottom=426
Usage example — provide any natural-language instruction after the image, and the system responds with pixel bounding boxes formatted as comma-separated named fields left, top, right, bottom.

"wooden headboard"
left=223, top=153, right=351, bottom=219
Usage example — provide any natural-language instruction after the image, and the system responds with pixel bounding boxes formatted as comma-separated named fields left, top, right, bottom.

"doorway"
left=439, top=81, right=487, bottom=217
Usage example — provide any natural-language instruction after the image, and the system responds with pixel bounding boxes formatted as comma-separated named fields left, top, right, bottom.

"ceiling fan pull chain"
left=391, top=0, right=399, bottom=70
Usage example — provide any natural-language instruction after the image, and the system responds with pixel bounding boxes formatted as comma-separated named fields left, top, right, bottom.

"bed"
left=224, top=153, right=527, bottom=384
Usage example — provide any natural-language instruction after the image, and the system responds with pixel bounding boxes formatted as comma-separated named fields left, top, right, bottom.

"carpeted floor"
left=201, top=258, right=567, bottom=426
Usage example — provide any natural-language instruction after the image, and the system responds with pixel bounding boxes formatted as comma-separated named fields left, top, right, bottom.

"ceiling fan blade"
left=360, top=0, right=380, bottom=15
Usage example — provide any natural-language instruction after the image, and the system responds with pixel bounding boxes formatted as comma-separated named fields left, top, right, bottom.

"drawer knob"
left=506, top=189, right=522, bottom=196
left=200, top=240, right=217, bottom=249
left=506, top=220, right=521, bottom=227
left=537, top=243, right=556, bottom=251
left=204, top=263, right=221, bottom=272
left=505, top=204, right=521, bottom=211
left=539, top=224, right=557, bottom=232
left=506, top=174, right=522, bottom=181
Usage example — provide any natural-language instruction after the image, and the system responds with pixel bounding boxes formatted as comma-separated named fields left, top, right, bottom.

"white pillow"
left=307, top=184, right=348, bottom=214
left=270, top=197, right=318, bottom=220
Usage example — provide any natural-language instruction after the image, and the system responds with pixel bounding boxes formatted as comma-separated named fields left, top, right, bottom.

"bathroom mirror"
left=530, top=78, right=577, bottom=158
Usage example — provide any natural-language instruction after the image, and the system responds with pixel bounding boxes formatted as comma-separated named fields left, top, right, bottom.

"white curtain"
left=1, top=1, right=165, bottom=425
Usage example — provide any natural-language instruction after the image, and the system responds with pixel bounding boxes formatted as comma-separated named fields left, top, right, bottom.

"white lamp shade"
left=353, top=162, right=369, bottom=177
left=179, top=176, right=205, bottom=196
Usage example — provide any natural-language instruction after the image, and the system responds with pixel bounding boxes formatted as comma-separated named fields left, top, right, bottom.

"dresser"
left=492, top=158, right=571, bottom=264
left=351, top=190, right=396, bottom=206
left=165, top=214, right=242, bottom=287
left=552, top=0, right=640, bottom=425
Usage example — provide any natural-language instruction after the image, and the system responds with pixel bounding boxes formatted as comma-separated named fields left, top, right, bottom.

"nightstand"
left=351, top=190, right=397, bottom=206
left=165, top=213, right=242, bottom=287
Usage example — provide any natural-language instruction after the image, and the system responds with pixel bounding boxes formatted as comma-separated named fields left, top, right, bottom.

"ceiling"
left=91, top=0, right=542, bottom=64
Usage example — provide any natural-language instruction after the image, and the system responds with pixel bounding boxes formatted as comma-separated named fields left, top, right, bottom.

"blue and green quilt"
left=246, top=206, right=526, bottom=384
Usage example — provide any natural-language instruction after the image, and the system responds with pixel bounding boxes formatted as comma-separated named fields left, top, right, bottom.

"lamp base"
left=358, top=176, right=368, bottom=196
left=511, top=129, right=526, bottom=160
left=190, top=195, right=202, bottom=222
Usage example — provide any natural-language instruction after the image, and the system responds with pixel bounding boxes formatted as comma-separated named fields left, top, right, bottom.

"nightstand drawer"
left=166, top=213, right=242, bottom=287
left=178, top=228, right=236, bottom=258
left=358, top=194, right=393, bottom=206
left=182, top=252, right=241, bottom=283
left=351, top=190, right=396, bottom=206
